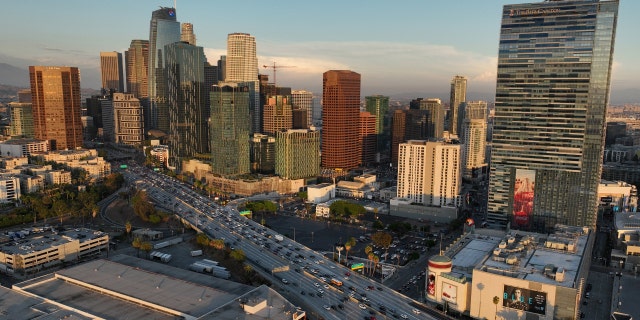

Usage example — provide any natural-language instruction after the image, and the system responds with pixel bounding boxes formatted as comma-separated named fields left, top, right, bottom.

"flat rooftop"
left=615, top=211, right=640, bottom=232
left=447, top=225, right=590, bottom=288
left=1, top=228, right=107, bottom=255
left=0, top=285, right=90, bottom=320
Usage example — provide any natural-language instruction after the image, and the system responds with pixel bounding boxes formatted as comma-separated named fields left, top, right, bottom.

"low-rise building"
left=33, top=149, right=110, bottom=182
left=44, top=170, right=72, bottom=185
left=307, top=183, right=335, bottom=204
left=598, top=179, right=637, bottom=212
left=0, top=176, right=20, bottom=203
left=315, top=199, right=340, bottom=218
left=0, top=139, right=49, bottom=157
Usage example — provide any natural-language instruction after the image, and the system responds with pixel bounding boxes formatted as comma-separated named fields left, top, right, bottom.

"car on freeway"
left=323, top=305, right=331, bottom=310
left=359, top=304, right=367, bottom=310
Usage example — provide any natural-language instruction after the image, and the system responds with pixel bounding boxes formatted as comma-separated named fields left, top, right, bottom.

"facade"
left=8, top=102, right=34, bottom=138
left=0, top=139, right=49, bottom=157
left=397, top=140, right=461, bottom=207
left=275, top=129, right=320, bottom=180
left=166, top=42, right=208, bottom=169
left=365, top=95, right=390, bottom=158
left=488, top=0, right=620, bottom=231
left=149, top=145, right=169, bottom=167
left=148, top=7, right=180, bottom=132
left=99, top=51, right=125, bottom=93
left=291, top=90, right=313, bottom=127
left=359, top=111, right=377, bottom=166
left=321, top=70, right=361, bottom=170
left=0, top=176, right=20, bottom=203
left=29, top=66, right=83, bottom=151
left=262, top=95, right=293, bottom=135
left=420, top=98, right=443, bottom=140
left=449, top=75, right=467, bottom=135
left=307, top=183, right=336, bottom=204
left=180, top=22, right=196, bottom=45
left=101, top=99, right=114, bottom=142
left=292, top=108, right=308, bottom=129
left=112, top=93, right=144, bottom=146
left=250, top=133, right=275, bottom=174
left=37, top=149, right=111, bottom=182
left=225, top=33, right=260, bottom=134
left=210, top=83, right=250, bottom=176
left=460, top=101, right=488, bottom=180
left=44, top=170, right=72, bottom=185
left=598, top=180, right=637, bottom=212
left=125, top=39, right=149, bottom=99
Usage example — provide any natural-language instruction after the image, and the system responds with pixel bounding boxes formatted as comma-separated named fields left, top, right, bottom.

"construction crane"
left=262, top=62, right=296, bottom=86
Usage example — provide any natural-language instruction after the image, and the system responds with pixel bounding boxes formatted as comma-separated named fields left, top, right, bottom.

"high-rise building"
left=321, top=70, right=361, bottom=170
left=360, top=111, right=377, bottom=166
left=101, top=99, right=114, bottom=142
left=225, top=33, right=260, bottom=134
left=275, top=129, right=320, bottom=180
left=100, top=52, right=124, bottom=93
left=148, top=7, right=180, bottom=132
left=113, top=93, right=144, bottom=146
left=210, top=83, right=251, bottom=176
left=291, top=90, right=313, bottom=127
left=180, top=22, right=196, bottom=45
left=449, top=75, right=467, bottom=135
left=17, top=89, right=31, bottom=103
left=8, top=102, right=34, bottom=138
left=397, top=140, right=461, bottom=207
left=391, top=109, right=430, bottom=166
left=125, top=40, right=149, bottom=99
left=365, top=95, right=390, bottom=160
left=460, top=101, right=487, bottom=180
left=29, top=66, right=82, bottom=150
left=250, top=133, right=275, bottom=174
left=488, top=0, right=619, bottom=231
left=166, top=42, right=208, bottom=169
left=420, top=98, right=444, bottom=139
left=262, top=95, right=292, bottom=135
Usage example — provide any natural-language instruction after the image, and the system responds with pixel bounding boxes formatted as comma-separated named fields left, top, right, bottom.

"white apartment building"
left=397, top=140, right=461, bottom=207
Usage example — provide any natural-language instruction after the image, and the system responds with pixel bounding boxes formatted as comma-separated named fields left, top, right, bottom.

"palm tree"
left=140, top=241, right=153, bottom=258
left=372, top=255, right=380, bottom=278
left=125, top=221, right=132, bottom=239
left=492, top=296, right=500, bottom=320
left=344, top=237, right=356, bottom=263
left=132, top=237, right=142, bottom=257
left=365, top=246, right=373, bottom=273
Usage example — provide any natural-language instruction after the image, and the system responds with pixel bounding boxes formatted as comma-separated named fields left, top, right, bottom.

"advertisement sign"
left=503, top=285, right=547, bottom=315
left=512, top=169, right=535, bottom=228
left=427, top=272, right=436, bottom=297
left=441, top=282, right=457, bottom=305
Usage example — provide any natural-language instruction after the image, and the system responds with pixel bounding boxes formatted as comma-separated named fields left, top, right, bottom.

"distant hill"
left=0, top=63, right=28, bottom=87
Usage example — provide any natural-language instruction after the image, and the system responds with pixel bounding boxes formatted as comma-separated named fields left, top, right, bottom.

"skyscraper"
left=166, top=42, right=208, bottom=169
left=360, top=111, right=377, bottom=166
left=29, top=66, right=82, bottom=150
left=148, top=7, right=180, bottom=132
left=8, top=102, right=34, bottom=138
left=460, top=101, right=487, bottom=180
left=100, top=52, right=124, bottom=93
left=125, top=39, right=149, bottom=99
left=180, top=22, right=196, bottom=45
left=420, top=98, right=444, bottom=140
left=322, top=70, right=361, bottom=170
left=488, top=0, right=619, bottom=231
left=391, top=109, right=430, bottom=166
left=225, top=33, right=260, bottom=134
left=113, top=93, right=144, bottom=146
left=210, top=83, right=251, bottom=176
left=275, top=129, right=320, bottom=180
left=291, top=90, right=313, bottom=127
left=262, top=95, right=293, bottom=135
left=365, top=95, right=390, bottom=160
left=449, top=75, right=467, bottom=135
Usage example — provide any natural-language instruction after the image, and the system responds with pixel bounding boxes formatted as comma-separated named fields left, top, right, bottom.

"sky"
left=1, top=0, right=638, bottom=103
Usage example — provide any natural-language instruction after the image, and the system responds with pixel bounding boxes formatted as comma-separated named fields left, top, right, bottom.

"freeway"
left=123, top=163, right=446, bottom=320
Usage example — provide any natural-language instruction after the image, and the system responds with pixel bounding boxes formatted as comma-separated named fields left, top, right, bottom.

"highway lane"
left=123, top=164, right=443, bottom=320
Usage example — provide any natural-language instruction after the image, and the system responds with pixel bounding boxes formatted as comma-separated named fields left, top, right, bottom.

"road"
left=122, top=162, right=450, bottom=320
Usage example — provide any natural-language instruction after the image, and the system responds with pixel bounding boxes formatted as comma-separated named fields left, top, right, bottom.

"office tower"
left=262, top=95, right=293, bottom=135
left=605, top=122, right=627, bottom=146
left=291, top=90, right=313, bottom=127
left=250, top=133, right=275, bottom=174
left=101, top=99, right=114, bottom=142
left=292, top=108, right=308, bottom=129
left=391, top=109, right=430, bottom=166
left=225, top=33, right=260, bottom=134
left=100, top=52, right=124, bottom=93
left=419, top=98, right=444, bottom=139
left=275, top=129, right=320, bottom=180
left=180, top=22, right=196, bottom=45
left=217, top=55, right=226, bottom=83
left=397, top=140, right=461, bottom=207
left=449, top=75, right=467, bottom=135
left=17, top=89, right=31, bottom=103
left=125, top=40, right=149, bottom=99
left=204, top=63, right=219, bottom=90
left=488, top=0, right=619, bottom=231
left=29, top=66, right=82, bottom=150
left=112, top=93, right=144, bottom=146
left=210, top=83, right=250, bottom=176
left=166, top=42, right=208, bottom=169
left=360, top=111, right=377, bottom=166
left=8, top=102, right=34, bottom=138
left=365, top=95, right=390, bottom=161
left=148, top=7, right=180, bottom=132
left=312, top=96, right=322, bottom=126
left=460, top=101, right=487, bottom=180
left=321, top=70, right=361, bottom=170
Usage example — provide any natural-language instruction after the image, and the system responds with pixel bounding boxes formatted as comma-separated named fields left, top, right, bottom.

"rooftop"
left=1, top=228, right=107, bottom=255
left=0, top=286, right=90, bottom=320
left=615, top=211, right=640, bottom=232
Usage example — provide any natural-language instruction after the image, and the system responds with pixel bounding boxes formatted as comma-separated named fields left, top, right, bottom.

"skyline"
left=1, top=0, right=639, bottom=103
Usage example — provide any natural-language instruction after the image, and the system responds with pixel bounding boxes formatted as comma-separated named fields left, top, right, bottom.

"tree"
left=196, top=233, right=210, bottom=247
left=52, top=199, right=68, bottom=224
left=367, top=252, right=375, bottom=276
left=372, top=231, right=393, bottom=263
left=344, top=237, right=356, bottom=263
left=140, top=241, right=153, bottom=258
left=492, top=296, right=500, bottom=320
left=230, top=249, right=246, bottom=262
left=364, top=245, right=373, bottom=273
left=125, top=221, right=132, bottom=239
left=372, top=255, right=380, bottom=278
left=210, top=239, right=225, bottom=250
left=132, top=237, right=142, bottom=257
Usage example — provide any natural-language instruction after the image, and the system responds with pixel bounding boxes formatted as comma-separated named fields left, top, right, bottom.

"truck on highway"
left=274, top=234, right=284, bottom=242
left=330, top=278, right=343, bottom=287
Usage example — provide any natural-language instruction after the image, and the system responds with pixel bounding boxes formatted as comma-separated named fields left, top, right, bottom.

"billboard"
left=441, top=282, right=457, bottom=305
left=503, top=285, right=547, bottom=315
left=427, top=272, right=436, bottom=298
left=512, top=169, right=535, bottom=228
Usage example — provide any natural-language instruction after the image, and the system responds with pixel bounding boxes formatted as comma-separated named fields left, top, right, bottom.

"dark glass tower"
left=488, top=0, right=619, bottom=231
left=148, top=7, right=180, bottom=133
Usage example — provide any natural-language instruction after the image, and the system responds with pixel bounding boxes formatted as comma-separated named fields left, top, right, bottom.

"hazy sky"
left=2, top=0, right=638, bottom=103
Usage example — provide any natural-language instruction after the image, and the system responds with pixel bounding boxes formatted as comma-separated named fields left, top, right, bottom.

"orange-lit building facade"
left=321, top=70, right=361, bottom=170
left=360, top=111, right=377, bottom=166
left=262, top=95, right=293, bottom=135
left=29, top=66, right=83, bottom=150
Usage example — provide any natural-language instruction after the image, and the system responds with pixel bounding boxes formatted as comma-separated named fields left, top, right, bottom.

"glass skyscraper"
left=488, top=0, right=619, bottom=231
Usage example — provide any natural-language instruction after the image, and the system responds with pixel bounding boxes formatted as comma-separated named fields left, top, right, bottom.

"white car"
left=314, top=283, right=320, bottom=287
left=317, top=289, right=324, bottom=294
left=323, top=305, right=331, bottom=310
left=359, top=304, right=367, bottom=310
left=323, top=284, right=329, bottom=289
left=412, top=308, right=421, bottom=314
left=401, top=314, right=408, bottom=319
